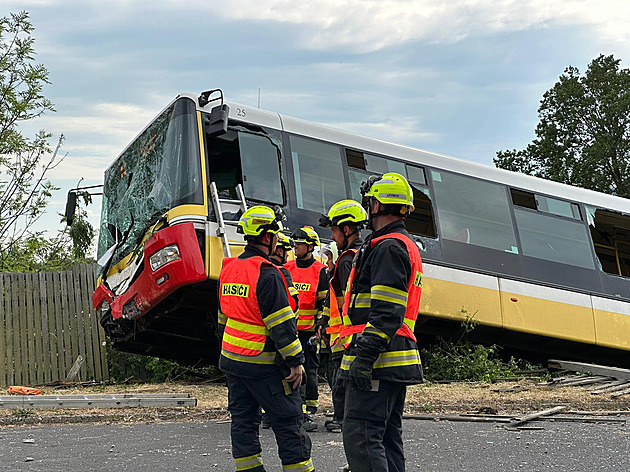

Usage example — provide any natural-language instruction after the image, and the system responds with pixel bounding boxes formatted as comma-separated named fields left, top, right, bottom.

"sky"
left=5, top=0, right=630, bottom=248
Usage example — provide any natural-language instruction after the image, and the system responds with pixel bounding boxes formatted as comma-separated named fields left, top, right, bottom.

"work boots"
left=302, top=412, right=318, bottom=432
left=324, top=419, right=342, bottom=433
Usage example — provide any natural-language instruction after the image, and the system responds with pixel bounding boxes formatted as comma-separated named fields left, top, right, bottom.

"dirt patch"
left=1, top=380, right=629, bottom=427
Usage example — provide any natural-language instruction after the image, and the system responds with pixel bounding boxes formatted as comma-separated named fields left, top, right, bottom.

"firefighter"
left=338, top=173, right=423, bottom=472
left=261, top=231, right=299, bottom=430
left=285, top=225, right=328, bottom=431
left=270, top=232, right=300, bottom=311
left=318, top=199, right=367, bottom=434
left=218, top=205, right=314, bottom=472
left=320, top=245, right=335, bottom=274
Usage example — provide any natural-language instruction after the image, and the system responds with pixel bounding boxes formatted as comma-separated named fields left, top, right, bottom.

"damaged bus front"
left=92, top=91, right=287, bottom=365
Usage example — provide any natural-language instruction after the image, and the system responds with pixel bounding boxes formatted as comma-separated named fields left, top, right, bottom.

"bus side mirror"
left=65, top=191, right=77, bottom=226
left=207, top=104, right=230, bottom=137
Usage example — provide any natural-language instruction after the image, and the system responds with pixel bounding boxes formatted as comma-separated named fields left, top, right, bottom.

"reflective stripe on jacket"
left=339, top=233, right=422, bottom=343
left=326, top=248, right=358, bottom=354
left=220, top=256, right=294, bottom=359
left=338, top=222, right=424, bottom=383
left=285, top=259, right=327, bottom=331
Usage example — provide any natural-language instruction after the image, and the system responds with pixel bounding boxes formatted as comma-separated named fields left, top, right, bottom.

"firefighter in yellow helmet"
left=218, top=205, right=314, bottom=472
left=260, top=231, right=301, bottom=430
left=270, top=232, right=300, bottom=311
left=338, top=173, right=423, bottom=472
left=318, top=199, right=367, bottom=434
left=285, top=225, right=328, bottom=431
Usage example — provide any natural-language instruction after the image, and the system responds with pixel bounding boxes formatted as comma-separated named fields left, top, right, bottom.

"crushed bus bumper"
left=92, top=222, right=206, bottom=320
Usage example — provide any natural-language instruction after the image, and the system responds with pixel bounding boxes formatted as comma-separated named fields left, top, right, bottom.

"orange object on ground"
left=7, top=386, right=43, bottom=395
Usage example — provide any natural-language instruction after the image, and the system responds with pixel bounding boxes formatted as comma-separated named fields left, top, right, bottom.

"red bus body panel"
left=92, top=222, right=206, bottom=320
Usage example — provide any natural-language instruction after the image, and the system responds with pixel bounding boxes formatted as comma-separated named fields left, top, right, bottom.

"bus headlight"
left=149, top=245, right=181, bottom=271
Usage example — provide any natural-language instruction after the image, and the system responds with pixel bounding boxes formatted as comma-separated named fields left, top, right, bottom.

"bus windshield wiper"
left=100, top=212, right=135, bottom=285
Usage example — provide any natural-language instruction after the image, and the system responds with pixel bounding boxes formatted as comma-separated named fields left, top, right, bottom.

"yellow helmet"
left=319, top=199, right=368, bottom=228
left=276, top=232, right=295, bottom=250
left=237, top=205, right=283, bottom=236
left=361, top=172, right=415, bottom=212
left=291, top=226, right=320, bottom=247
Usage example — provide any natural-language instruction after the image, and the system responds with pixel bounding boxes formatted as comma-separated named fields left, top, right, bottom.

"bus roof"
left=125, top=92, right=630, bottom=216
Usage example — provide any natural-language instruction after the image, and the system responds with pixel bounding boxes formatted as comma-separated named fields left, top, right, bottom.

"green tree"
left=495, top=54, right=630, bottom=198
left=0, top=11, right=93, bottom=271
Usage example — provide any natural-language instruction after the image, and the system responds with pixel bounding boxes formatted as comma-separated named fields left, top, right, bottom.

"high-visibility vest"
left=279, top=266, right=299, bottom=313
left=220, top=256, right=292, bottom=356
left=285, top=259, right=326, bottom=331
left=326, top=248, right=358, bottom=353
left=339, top=232, right=423, bottom=343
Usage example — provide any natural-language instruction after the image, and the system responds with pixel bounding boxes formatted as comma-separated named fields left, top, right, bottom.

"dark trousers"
left=298, top=332, right=319, bottom=413
left=343, top=380, right=407, bottom=472
left=329, top=353, right=345, bottom=423
left=226, top=372, right=312, bottom=471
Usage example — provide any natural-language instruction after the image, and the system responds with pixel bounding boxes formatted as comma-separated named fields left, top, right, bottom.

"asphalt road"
left=1, top=417, right=629, bottom=471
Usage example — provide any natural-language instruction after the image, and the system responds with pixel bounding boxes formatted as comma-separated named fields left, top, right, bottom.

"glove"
left=348, top=357, right=374, bottom=392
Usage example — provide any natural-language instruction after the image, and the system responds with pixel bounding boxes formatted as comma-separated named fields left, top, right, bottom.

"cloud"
left=168, top=0, right=630, bottom=52
left=8, top=1, right=630, bottom=53
left=27, top=102, right=159, bottom=181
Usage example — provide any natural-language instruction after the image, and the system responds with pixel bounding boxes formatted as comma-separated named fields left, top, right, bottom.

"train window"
left=433, top=171, right=518, bottom=253
left=586, top=206, right=630, bottom=278
left=514, top=208, right=596, bottom=269
left=511, top=189, right=581, bottom=220
left=290, top=135, right=347, bottom=214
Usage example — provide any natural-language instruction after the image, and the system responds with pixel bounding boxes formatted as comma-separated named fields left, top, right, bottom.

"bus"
left=91, top=89, right=630, bottom=367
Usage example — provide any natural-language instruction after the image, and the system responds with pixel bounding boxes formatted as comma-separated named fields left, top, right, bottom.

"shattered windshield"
left=97, top=97, right=202, bottom=266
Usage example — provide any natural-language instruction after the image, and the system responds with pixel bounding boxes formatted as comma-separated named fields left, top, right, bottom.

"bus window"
left=364, top=153, right=406, bottom=175
left=206, top=128, right=283, bottom=205
left=514, top=208, right=596, bottom=269
left=586, top=206, right=630, bottom=277
left=511, top=189, right=581, bottom=220
left=348, top=169, right=368, bottom=202
left=207, top=129, right=241, bottom=195
left=344, top=150, right=436, bottom=238
left=406, top=164, right=427, bottom=186
left=346, top=149, right=366, bottom=170
left=239, top=132, right=283, bottom=205
left=346, top=149, right=409, bottom=177
left=290, top=136, right=346, bottom=214
left=432, top=171, right=518, bottom=253
left=406, top=186, right=437, bottom=238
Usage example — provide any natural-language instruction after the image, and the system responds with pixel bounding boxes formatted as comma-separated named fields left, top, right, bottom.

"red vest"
left=326, top=248, right=358, bottom=352
left=220, top=256, right=292, bottom=356
left=339, top=233, right=423, bottom=342
left=285, top=258, right=326, bottom=331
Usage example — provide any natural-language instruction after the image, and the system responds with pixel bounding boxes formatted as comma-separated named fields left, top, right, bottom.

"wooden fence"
left=0, top=264, right=109, bottom=387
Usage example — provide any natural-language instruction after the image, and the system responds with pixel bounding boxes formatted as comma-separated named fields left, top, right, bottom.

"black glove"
left=348, top=357, right=373, bottom=392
